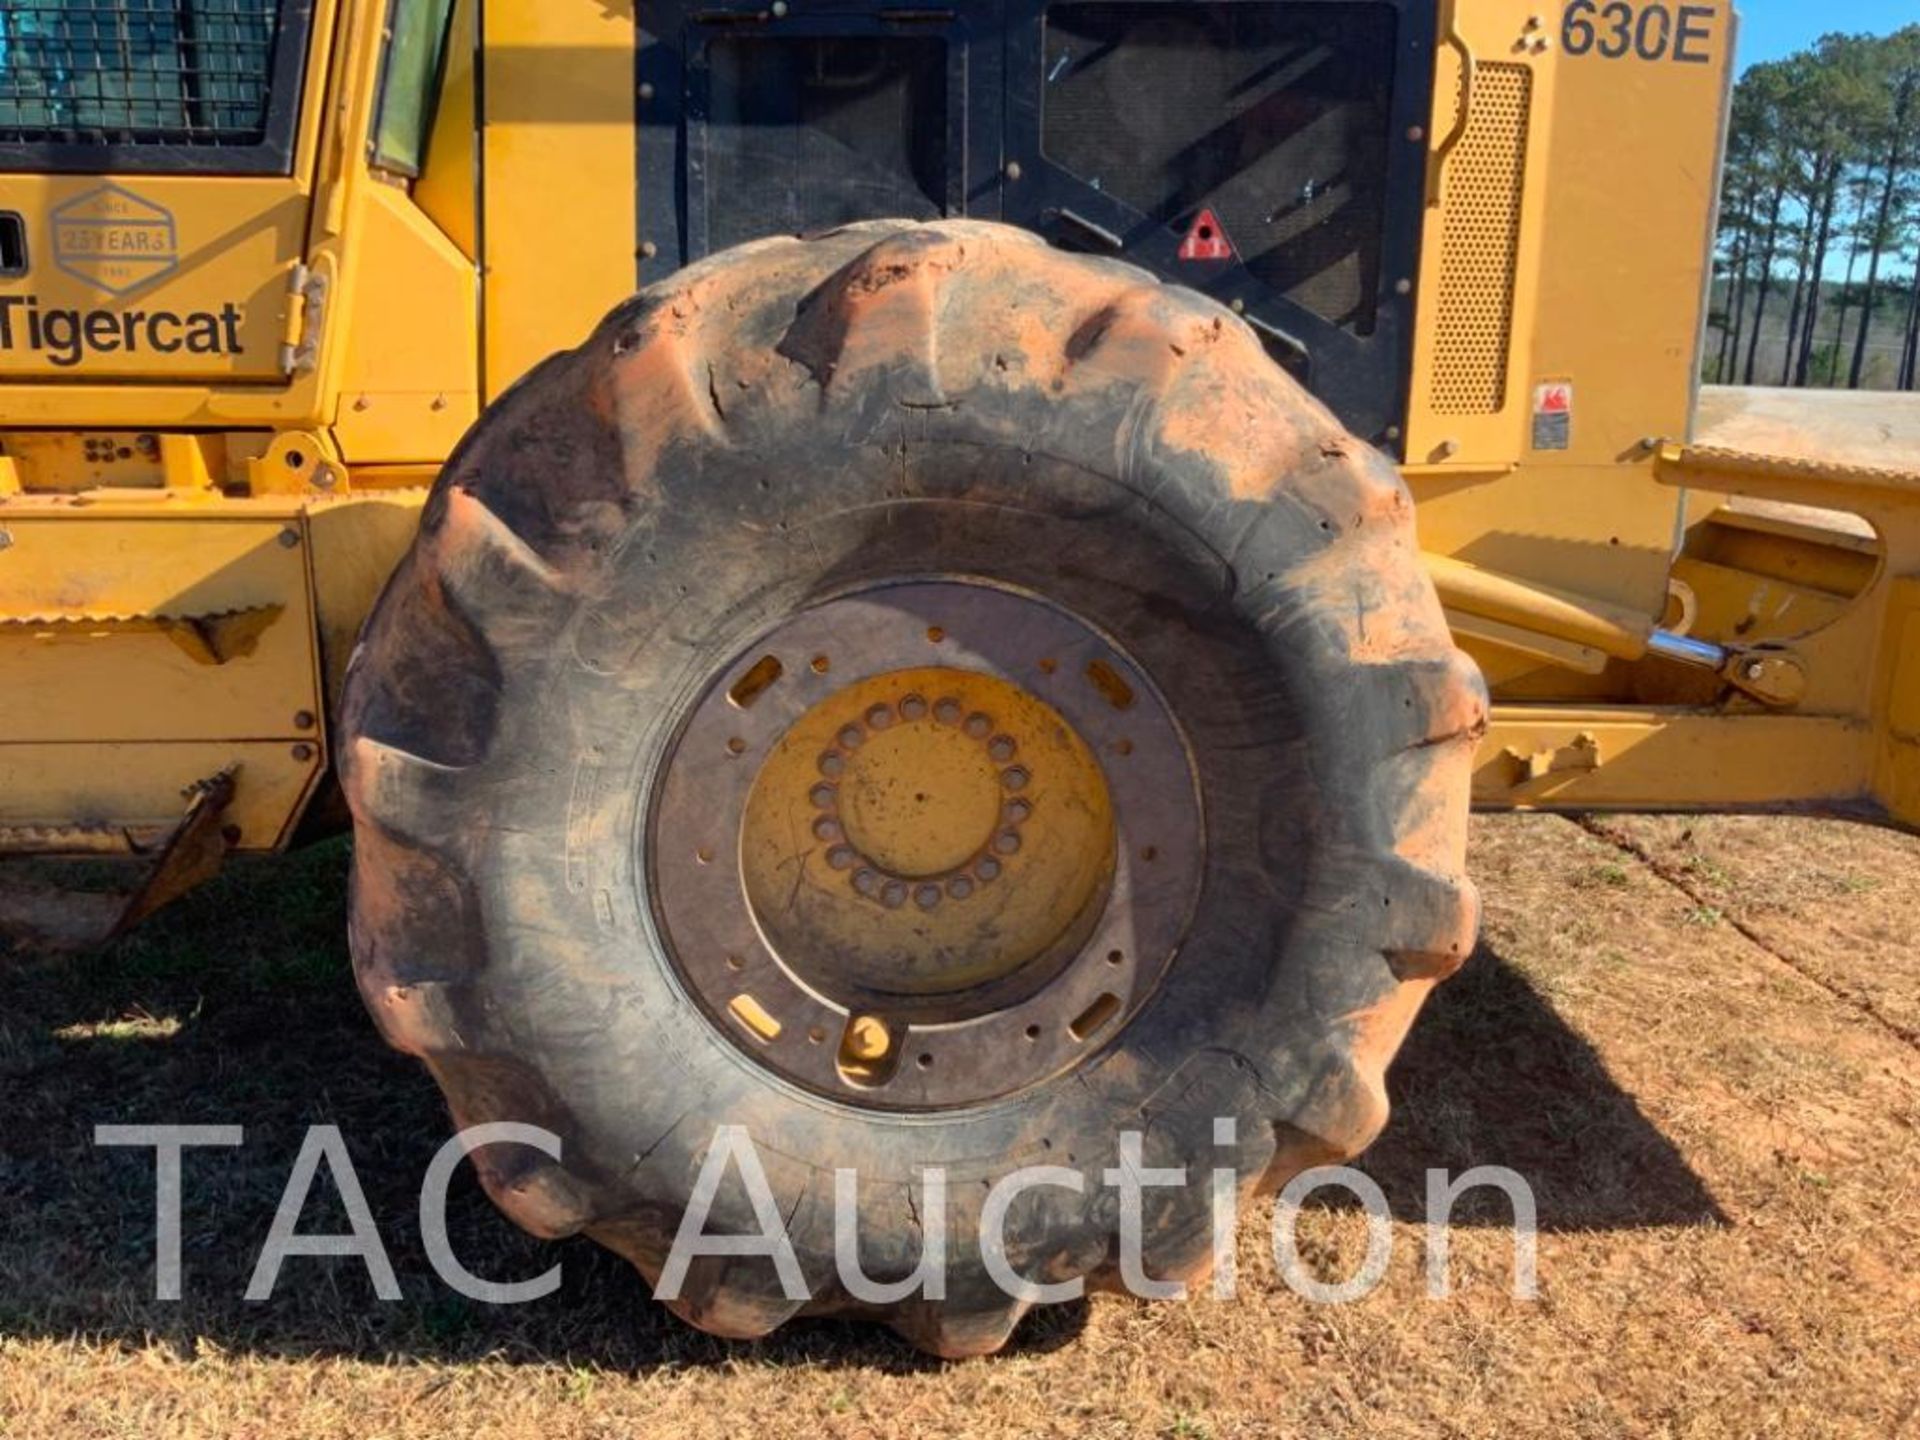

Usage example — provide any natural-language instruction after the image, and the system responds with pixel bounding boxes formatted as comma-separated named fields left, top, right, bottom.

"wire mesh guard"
left=0, top=1, right=283, bottom=149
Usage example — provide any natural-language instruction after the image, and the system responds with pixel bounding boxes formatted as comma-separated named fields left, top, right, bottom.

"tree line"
left=1710, top=26, right=1920, bottom=391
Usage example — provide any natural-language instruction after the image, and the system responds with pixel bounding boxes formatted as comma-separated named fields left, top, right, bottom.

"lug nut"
left=845, top=1015, right=890, bottom=1061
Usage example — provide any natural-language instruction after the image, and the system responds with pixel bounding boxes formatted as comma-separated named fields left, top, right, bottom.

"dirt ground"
left=3, top=811, right=1918, bottom=1439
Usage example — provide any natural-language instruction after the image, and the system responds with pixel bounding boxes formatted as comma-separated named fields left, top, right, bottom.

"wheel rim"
left=649, top=580, right=1202, bottom=1109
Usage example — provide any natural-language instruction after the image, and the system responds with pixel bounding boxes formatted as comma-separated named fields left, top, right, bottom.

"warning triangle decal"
left=1177, top=208, right=1235, bottom=262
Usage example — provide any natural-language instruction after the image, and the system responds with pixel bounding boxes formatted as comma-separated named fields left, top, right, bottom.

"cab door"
left=0, top=1, right=322, bottom=384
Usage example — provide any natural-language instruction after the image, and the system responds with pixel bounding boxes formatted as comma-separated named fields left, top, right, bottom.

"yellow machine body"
left=2, top=0, right=1918, bottom=888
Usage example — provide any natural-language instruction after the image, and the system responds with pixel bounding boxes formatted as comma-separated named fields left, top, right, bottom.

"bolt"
left=845, top=1015, right=890, bottom=1061
left=291, top=743, right=316, bottom=762
left=0, top=529, right=11, bottom=551
left=278, top=527, right=301, bottom=548
left=1407, top=124, right=1426, bottom=143
left=430, top=394, right=447, bottom=411
left=1004, top=160, right=1022, bottom=181
left=638, top=81, right=655, bottom=101
left=353, top=395, right=370, bottom=411
left=770, top=0, right=788, bottom=14
left=293, top=710, right=315, bottom=729
left=639, top=239, right=658, bottom=260
left=1395, top=277, right=1413, bottom=296
left=1230, top=298, right=1247, bottom=314
left=1745, top=660, right=1767, bottom=682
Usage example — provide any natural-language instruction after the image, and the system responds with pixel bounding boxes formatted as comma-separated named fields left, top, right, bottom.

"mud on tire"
left=339, top=220, right=1485, bottom=1356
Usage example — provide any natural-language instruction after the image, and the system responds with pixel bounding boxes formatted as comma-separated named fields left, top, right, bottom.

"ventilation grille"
left=1429, top=63, right=1532, bottom=416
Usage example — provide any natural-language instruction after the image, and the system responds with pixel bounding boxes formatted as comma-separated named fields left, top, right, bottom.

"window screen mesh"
left=705, top=37, right=948, bottom=254
left=0, top=1, right=283, bottom=149
left=1042, top=2, right=1396, bottom=334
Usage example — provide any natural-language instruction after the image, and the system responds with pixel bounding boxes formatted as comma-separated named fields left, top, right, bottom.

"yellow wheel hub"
left=648, top=580, right=1203, bottom=1110
left=741, top=666, right=1116, bottom=1013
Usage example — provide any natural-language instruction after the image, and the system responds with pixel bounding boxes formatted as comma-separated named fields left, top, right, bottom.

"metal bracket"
left=1722, top=648, right=1808, bottom=709
left=0, top=770, right=237, bottom=951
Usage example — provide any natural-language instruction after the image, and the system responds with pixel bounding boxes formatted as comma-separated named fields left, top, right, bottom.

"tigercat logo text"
left=0, top=295, right=245, bottom=368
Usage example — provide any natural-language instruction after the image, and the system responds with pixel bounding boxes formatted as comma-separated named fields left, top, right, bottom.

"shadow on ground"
left=1357, top=942, right=1726, bottom=1232
left=0, top=840, right=1717, bottom=1368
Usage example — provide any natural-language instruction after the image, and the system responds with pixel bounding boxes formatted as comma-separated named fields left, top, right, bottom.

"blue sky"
left=1736, top=0, right=1913, bottom=71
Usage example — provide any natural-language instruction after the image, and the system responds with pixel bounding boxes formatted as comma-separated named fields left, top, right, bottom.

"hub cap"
left=649, top=581, right=1201, bottom=1109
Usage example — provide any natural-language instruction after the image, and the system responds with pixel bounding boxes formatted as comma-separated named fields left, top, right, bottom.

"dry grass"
left=3, top=814, right=1918, bottom=1438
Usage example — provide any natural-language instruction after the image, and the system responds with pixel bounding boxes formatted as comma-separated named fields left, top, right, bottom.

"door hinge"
left=278, top=261, right=329, bottom=376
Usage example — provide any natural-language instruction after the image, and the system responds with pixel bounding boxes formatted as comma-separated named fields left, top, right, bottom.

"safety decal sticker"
left=1177, top=208, right=1235, bottom=263
left=1532, top=381, right=1573, bottom=451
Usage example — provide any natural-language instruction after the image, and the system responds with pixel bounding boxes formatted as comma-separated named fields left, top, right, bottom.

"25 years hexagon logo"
left=50, top=183, right=180, bottom=296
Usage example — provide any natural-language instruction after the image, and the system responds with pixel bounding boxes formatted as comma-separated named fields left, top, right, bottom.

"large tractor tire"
left=340, top=220, right=1484, bottom=1356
